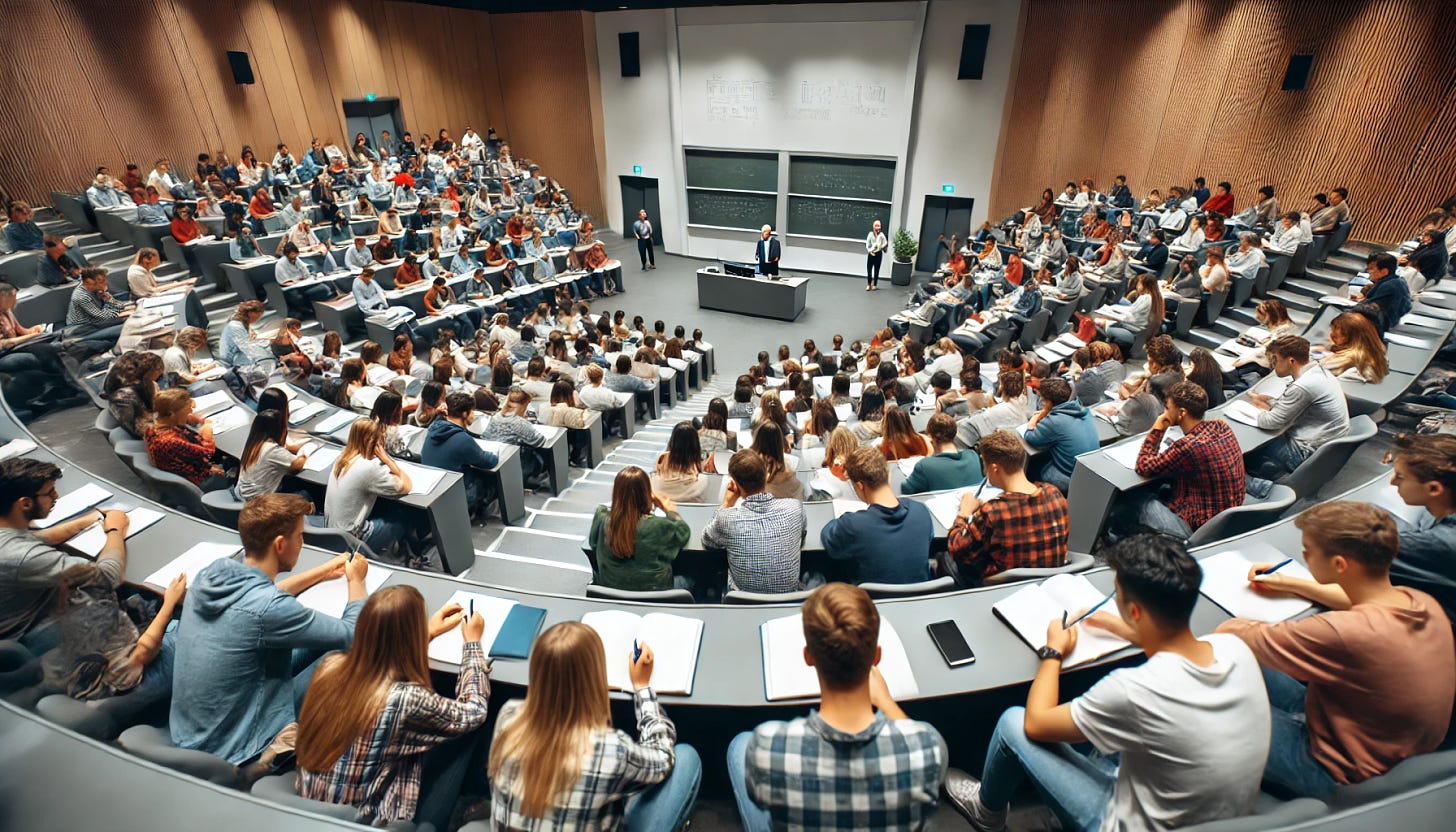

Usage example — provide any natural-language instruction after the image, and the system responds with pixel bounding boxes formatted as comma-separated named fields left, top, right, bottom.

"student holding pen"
left=944, top=430, right=1069, bottom=586
left=943, top=534, right=1271, bottom=832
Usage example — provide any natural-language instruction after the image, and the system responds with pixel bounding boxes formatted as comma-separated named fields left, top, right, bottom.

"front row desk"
left=696, top=267, right=808, bottom=321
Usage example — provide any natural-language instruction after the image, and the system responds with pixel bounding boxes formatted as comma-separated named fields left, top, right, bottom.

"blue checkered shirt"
left=746, top=710, right=947, bottom=830
left=701, top=492, right=807, bottom=593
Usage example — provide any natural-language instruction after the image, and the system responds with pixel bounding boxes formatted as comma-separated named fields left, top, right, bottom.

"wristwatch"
left=1037, top=646, right=1064, bottom=661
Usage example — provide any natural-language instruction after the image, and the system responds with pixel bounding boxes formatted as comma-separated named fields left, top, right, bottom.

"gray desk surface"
left=696, top=268, right=808, bottom=322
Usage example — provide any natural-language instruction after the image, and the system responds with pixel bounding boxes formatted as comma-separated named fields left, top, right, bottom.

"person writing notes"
left=756, top=225, right=781, bottom=278
left=865, top=219, right=888, bottom=291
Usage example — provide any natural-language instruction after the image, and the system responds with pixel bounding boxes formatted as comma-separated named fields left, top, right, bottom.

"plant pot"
left=890, top=258, right=913, bottom=286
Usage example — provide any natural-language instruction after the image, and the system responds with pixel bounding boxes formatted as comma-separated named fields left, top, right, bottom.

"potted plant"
left=890, top=229, right=918, bottom=285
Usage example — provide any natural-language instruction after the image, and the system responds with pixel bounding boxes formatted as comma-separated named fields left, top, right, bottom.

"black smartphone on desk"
left=927, top=620, right=976, bottom=667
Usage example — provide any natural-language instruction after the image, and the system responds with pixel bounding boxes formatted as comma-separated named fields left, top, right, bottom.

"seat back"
left=1264, top=252, right=1292, bottom=294
left=1203, top=286, right=1230, bottom=324
left=1076, top=284, right=1107, bottom=314
left=1279, top=415, right=1377, bottom=499
left=1017, top=308, right=1052, bottom=350
left=982, top=551, right=1096, bottom=585
left=1232, top=269, right=1259, bottom=309
left=1186, top=485, right=1297, bottom=547
left=1046, top=296, right=1078, bottom=337
left=117, top=724, right=240, bottom=788
left=132, top=459, right=208, bottom=518
left=106, top=425, right=135, bottom=447
left=584, top=584, right=694, bottom=603
left=1330, top=749, right=1456, bottom=809
left=974, top=328, right=1014, bottom=363
left=1325, top=219, right=1354, bottom=259
left=724, top=588, right=816, bottom=605
left=860, top=576, right=956, bottom=599
left=201, top=488, right=245, bottom=528
left=1180, top=797, right=1330, bottom=832
left=94, top=409, right=120, bottom=434
left=1288, top=241, right=1311, bottom=276
left=250, top=774, right=360, bottom=822
left=1173, top=294, right=1202, bottom=338
left=1308, top=233, right=1334, bottom=265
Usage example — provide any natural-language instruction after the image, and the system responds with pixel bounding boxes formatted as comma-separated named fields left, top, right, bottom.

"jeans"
left=1135, top=494, right=1193, bottom=539
left=1247, top=434, right=1311, bottom=482
left=1261, top=667, right=1338, bottom=800
left=867, top=252, right=883, bottom=286
left=416, top=729, right=489, bottom=829
left=69, top=323, right=125, bottom=357
left=100, top=623, right=179, bottom=728
left=1105, top=325, right=1137, bottom=352
left=726, top=731, right=773, bottom=832
left=18, top=618, right=62, bottom=656
left=622, top=743, right=702, bottom=832
left=979, top=707, right=1115, bottom=832
left=361, top=503, right=412, bottom=564
left=283, top=282, right=336, bottom=319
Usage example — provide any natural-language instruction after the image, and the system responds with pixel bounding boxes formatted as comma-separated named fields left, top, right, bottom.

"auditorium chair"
left=1016, top=308, right=1051, bottom=351
left=1231, top=267, right=1261, bottom=310
left=0, top=641, right=42, bottom=707
left=1287, top=241, right=1312, bottom=279
left=1202, top=285, right=1231, bottom=325
left=117, top=724, right=241, bottom=788
left=585, top=585, right=694, bottom=604
left=1045, top=296, right=1078, bottom=337
left=1263, top=251, right=1293, bottom=295
left=1279, top=415, right=1377, bottom=500
left=1315, top=219, right=1354, bottom=266
left=250, top=775, right=434, bottom=831
left=1185, top=485, right=1297, bottom=547
left=981, top=551, right=1096, bottom=586
left=860, top=576, right=956, bottom=599
left=1180, top=795, right=1330, bottom=831
left=36, top=690, right=164, bottom=742
left=724, top=588, right=816, bottom=605
left=132, top=457, right=208, bottom=518
left=1331, top=750, right=1456, bottom=809
left=95, top=409, right=120, bottom=434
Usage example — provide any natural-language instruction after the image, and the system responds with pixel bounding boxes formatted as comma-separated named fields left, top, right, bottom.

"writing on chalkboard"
left=787, top=196, right=888, bottom=241
left=688, top=190, right=777, bottom=232
left=685, top=149, right=779, bottom=193
left=706, top=76, right=776, bottom=124
left=789, top=156, right=896, bottom=202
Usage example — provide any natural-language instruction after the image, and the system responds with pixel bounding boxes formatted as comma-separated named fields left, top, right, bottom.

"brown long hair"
left=607, top=466, right=652, bottom=559
left=296, top=586, right=431, bottom=771
left=488, top=622, right=611, bottom=818
left=879, top=406, right=929, bottom=460
left=1329, top=311, right=1389, bottom=382
left=335, top=418, right=384, bottom=477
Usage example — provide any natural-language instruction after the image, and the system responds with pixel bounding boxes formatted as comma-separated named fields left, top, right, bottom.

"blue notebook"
left=489, top=604, right=546, bottom=659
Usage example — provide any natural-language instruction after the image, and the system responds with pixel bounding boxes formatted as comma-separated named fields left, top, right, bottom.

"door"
left=342, top=98, right=403, bottom=155
left=619, top=176, right=663, bottom=246
left=916, top=195, right=976, bottom=271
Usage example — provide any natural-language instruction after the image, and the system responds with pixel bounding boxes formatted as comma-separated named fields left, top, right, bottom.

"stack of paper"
left=65, top=507, right=165, bottom=556
left=1198, top=546, right=1315, bottom=622
left=991, top=574, right=1130, bottom=668
left=398, top=461, right=447, bottom=495
left=296, top=564, right=394, bottom=618
left=302, top=445, right=342, bottom=473
left=1222, top=400, right=1263, bottom=427
left=288, top=401, right=329, bottom=426
left=582, top=610, right=705, bottom=695
left=192, top=390, right=233, bottom=416
left=208, top=407, right=252, bottom=434
left=314, top=410, right=359, bottom=434
left=0, top=438, right=38, bottom=461
left=761, top=613, right=918, bottom=701
left=142, top=541, right=242, bottom=588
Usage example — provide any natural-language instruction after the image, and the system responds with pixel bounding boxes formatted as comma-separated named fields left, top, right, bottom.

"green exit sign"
left=364, top=92, right=377, bottom=102
left=633, top=165, right=643, bottom=174
left=941, top=184, right=955, bottom=194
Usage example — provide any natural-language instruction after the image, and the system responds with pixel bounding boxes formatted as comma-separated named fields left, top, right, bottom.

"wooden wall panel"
left=0, top=0, right=604, bottom=220
left=991, top=0, right=1456, bottom=244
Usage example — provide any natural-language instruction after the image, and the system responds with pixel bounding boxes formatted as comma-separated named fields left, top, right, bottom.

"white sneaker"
left=943, top=768, right=1008, bottom=832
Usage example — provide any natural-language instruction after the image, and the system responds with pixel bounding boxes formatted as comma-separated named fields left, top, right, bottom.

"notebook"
left=1222, top=400, right=1263, bottom=427
left=1198, top=547, right=1315, bottom=623
left=142, top=541, right=242, bottom=588
left=32, top=482, right=112, bottom=529
left=191, top=390, right=233, bottom=415
left=895, top=456, right=926, bottom=477
left=302, top=445, right=342, bottom=473
left=208, top=406, right=252, bottom=434
left=314, top=409, right=359, bottom=434
left=760, top=613, right=918, bottom=701
left=831, top=498, right=869, bottom=518
left=1250, top=373, right=1290, bottom=398
left=64, top=507, right=165, bottom=557
left=427, top=590, right=519, bottom=665
left=296, top=564, right=393, bottom=619
left=288, top=401, right=329, bottom=426
left=398, top=461, right=447, bottom=495
left=1105, top=426, right=1184, bottom=471
left=991, top=574, right=1130, bottom=668
left=581, top=610, right=705, bottom=695
left=921, top=483, right=1005, bottom=530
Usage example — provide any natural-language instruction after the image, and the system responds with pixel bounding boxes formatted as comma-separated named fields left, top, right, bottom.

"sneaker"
left=943, top=769, right=1008, bottom=832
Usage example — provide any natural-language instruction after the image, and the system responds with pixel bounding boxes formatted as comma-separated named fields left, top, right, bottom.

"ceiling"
left=400, top=0, right=884, bottom=12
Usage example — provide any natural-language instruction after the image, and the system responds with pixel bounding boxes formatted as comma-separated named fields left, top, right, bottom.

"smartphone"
left=927, top=620, right=976, bottom=667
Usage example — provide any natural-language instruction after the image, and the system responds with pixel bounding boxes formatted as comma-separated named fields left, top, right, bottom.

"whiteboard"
left=678, top=21, right=916, bottom=157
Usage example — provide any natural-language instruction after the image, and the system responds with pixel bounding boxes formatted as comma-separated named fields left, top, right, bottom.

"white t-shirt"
left=324, top=457, right=402, bottom=537
left=162, top=346, right=191, bottom=379
left=1070, top=633, right=1270, bottom=832
left=237, top=441, right=298, bottom=501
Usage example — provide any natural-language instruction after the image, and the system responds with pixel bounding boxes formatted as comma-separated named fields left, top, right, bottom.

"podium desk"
left=696, top=268, right=808, bottom=321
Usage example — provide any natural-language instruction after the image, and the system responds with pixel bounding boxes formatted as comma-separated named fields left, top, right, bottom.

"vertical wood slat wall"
left=0, top=0, right=606, bottom=219
left=989, top=0, right=1456, bottom=245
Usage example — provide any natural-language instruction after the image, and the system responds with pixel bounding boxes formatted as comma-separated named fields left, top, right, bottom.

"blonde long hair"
left=334, top=418, right=385, bottom=478
left=296, top=586, right=432, bottom=771
left=489, top=622, right=612, bottom=818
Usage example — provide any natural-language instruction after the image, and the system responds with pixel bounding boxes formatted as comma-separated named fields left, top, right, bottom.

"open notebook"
left=991, top=574, right=1130, bottom=668
left=760, top=613, right=918, bottom=701
left=296, top=564, right=394, bottom=619
left=425, top=590, right=546, bottom=662
left=921, top=483, right=1005, bottom=530
left=64, top=507, right=165, bottom=557
left=1104, top=426, right=1184, bottom=471
left=142, top=541, right=243, bottom=588
left=1199, top=545, right=1315, bottom=623
left=581, top=610, right=705, bottom=695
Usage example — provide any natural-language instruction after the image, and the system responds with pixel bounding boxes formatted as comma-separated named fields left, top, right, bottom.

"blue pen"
left=1065, top=594, right=1114, bottom=628
left=1256, top=558, right=1294, bottom=577
left=633, top=639, right=642, bottom=662
left=469, top=599, right=475, bottom=618
left=974, top=478, right=988, bottom=499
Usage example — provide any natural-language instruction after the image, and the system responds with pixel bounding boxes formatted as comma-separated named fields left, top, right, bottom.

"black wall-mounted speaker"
left=619, top=32, right=641, bottom=78
left=957, top=25, right=991, bottom=80
left=227, top=50, right=254, bottom=85
left=1282, top=53, right=1314, bottom=91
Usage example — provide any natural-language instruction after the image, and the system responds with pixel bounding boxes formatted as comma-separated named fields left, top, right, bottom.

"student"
left=162, top=326, right=215, bottom=389
left=878, top=405, right=930, bottom=461
left=1218, top=502, right=1455, bottom=797
left=482, top=389, right=548, bottom=486
left=1252, top=432, right=1456, bottom=625
left=421, top=392, right=500, bottom=519
left=0, top=458, right=130, bottom=652
left=324, top=418, right=414, bottom=563
left=487, top=621, right=701, bottom=830
left=237, top=408, right=311, bottom=501
left=296, top=587, right=489, bottom=829
left=1124, top=381, right=1244, bottom=538
left=651, top=422, right=710, bottom=504
left=730, top=583, right=947, bottom=831
left=1317, top=311, right=1388, bottom=383
left=144, top=388, right=231, bottom=491
left=1023, top=378, right=1098, bottom=495
left=171, top=494, right=369, bottom=768
left=750, top=422, right=803, bottom=501
left=955, top=370, right=1034, bottom=449
left=1244, top=336, right=1349, bottom=491
left=946, top=430, right=1069, bottom=586
left=588, top=466, right=692, bottom=593
left=702, top=449, right=808, bottom=594
left=903, top=413, right=984, bottom=494
left=944, top=534, right=1271, bottom=832
left=820, top=447, right=932, bottom=585
left=1352, top=252, right=1411, bottom=334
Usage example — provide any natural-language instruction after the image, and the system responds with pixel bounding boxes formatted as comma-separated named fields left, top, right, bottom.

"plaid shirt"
left=702, top=492, right=807, bottom=593
left=66, top=285, right=125, bottom=329
left=490, top=688, right=676, bottom=831
left=745, top=711, right=947, bottom=831
left=144, top=425, right=216, bottom=485
left=1135, top=420, right=1245, bottom=530
left=947, top=483, right=1069, bottom=582
left=297, top=642, right=491, bottom=825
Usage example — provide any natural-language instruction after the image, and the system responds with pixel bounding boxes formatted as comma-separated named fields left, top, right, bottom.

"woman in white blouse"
left=1169, top=215, right=1205, bottom=255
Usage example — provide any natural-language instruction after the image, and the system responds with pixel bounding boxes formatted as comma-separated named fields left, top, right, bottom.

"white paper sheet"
left=64, top=507, right=165, bottom=557
left=142, top=541, right=242, bottom=588
left=32, top=482, right=112, bottom=529
left=1199, top=546, right=1315, bottom=622
left=581, top=610, right=705, bottom=695
left=761, top=613, right=918, bottom=701
left=426, top=590, right=518, bottom=666
left=295, top=564, right=394, bottom=619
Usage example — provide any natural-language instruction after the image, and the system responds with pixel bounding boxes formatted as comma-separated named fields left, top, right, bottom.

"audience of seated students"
left=1098, top=273, right=1164, bottom=353
left=819, top=447, right=932, bottom=585
left=588, top=465, right=692, bottom=594
left=66, top=267, right=131, bottom=357
left=421, top=392, right=500, bottom=520
left=1317, top=310, right=1389, bottom=383
left=903, top=413, right=984, bottom=494
left=324, top=418, right=415, bottom=563
left=296, top=587, right=488, bottom=829
left=1230, top=298, right=1298, bottom=385
left=1218, top=502, right=1455, bottom=798
left=1244, top=335, right=1350, bottom=492
left=171, top=494, right=369, bottom=772
left=144, top=388, right=232, bottom=492
left=486, top=621, right=701, bottom=830
left=702, top=449, right=807, bottom=594
left=730, top=583, right=947, bottom=831
left=1023, top=377, right=1098, bottom=495
left=651, top=422, right=711, bottom=503
left=1310, top=186, right=1350, bottom=234
left=1352, top=252, right=1411, bottom=335
left=237, top=408, right=311, bottom=501
left=945, top=534, right=1272, bottom=832
left=945, top=430, right=1070, bottom=586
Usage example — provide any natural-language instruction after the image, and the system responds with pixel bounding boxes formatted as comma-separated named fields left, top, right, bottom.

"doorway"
left=343, top=98, right=403, bottom=156
left=916, top=195, right=976, bottom=272
left=619, top=176, right=662, bottom=246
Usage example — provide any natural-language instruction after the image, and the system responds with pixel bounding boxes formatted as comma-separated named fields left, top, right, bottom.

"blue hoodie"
left=421, top=417, right=499, bottom=510
left=1024, top=399, right=1099, bottom=483
left=169, top=557, right=362, bottom=764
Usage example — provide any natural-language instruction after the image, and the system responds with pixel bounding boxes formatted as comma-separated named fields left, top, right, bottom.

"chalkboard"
left=787, top=196, right=888, bottom=241
left=687, top=190, right=777, bottom=231
left=684, top=149, right=779, bottom=192
left=789, top=156, right=895, bottom=201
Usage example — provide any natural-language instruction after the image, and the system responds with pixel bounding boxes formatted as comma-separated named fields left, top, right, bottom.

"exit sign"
left=364, top=92, right=377, bottom=102
left=941, top=184, right=955, bottom=194
left=633, top=165, right=643, bottom=174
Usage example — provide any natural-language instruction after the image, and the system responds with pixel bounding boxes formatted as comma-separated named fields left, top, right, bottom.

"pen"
left=633, top=639, right=642, bottom=662
left=469, top=599, right=475, bottom=618
left=347, top=550, right=354, bottom=563
left=1255, top=558, right=1293, bottom=576
left=974, top=478, right=987, bottom=499
left=1064, top=594, right=1113, bottom=629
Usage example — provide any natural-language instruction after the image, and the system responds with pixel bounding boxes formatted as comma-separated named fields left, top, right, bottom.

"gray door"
left=619, top=176, right=662, bottom=246
left=917, top=196, right=976, bottom=271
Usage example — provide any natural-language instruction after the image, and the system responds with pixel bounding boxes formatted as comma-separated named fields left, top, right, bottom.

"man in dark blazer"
left=755, top=224, right=781, bottom=277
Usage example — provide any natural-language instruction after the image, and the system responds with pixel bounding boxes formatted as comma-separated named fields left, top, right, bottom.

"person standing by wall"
left=865, top=219, right=888, bottom=291
left=633, top=209, right=657, bottom=271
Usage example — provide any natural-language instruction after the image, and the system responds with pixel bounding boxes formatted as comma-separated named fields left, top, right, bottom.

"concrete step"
left=1180, top=329, right=1227, bottom=352
left=1299, top=267, right=1351, bottom=288
left=1266, top=289, right=1320, bottom=315
left=1281, top=278, right=1334, bottom=300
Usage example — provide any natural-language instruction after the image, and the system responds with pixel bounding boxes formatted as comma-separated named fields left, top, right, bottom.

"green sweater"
left=589, top=506, right=691, bottom=591
left=902, top=449, right=984, bottom=495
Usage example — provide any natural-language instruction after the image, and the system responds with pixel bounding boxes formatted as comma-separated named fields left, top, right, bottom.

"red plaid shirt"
left=948, top=483, right=1070, bottom=582
left=1135, top=419, right=1245, bottom=529
left=144, top=425, right=216, bottom=485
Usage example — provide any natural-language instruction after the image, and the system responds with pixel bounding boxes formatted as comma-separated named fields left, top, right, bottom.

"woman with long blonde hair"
left=1321, top=311, right=1389, bottom=383
left=296, top=586, right=488, bottom=828
left=487, top=622, right=701, bottom=830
